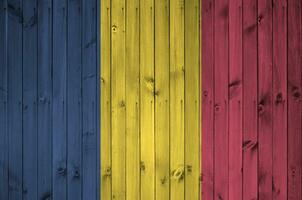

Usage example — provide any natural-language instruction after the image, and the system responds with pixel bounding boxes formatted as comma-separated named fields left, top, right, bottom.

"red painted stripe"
left=228, top=0, right=243, bottom=199
left=242, top=0, right=258, bottom=199
left=258, top=0, right=273, bottom=199
left=272, top=0, right=287, bottom=199
left=214, top=0, right=229, bottom=199
left=202, top=0, right=214, bottom=199
left=288, top=0, right=302, bottom=198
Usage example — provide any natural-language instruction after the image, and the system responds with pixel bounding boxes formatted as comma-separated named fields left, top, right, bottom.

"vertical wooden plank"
left=126, top=0, right=140, bottom=199
left=288, top=0, right=302, bottom=198
left=228, top=0, right=242, bottom=199
left=258, top=0, right=273, bottom=198
left=170, top=0, right=185, bottom=198
left=82, top=0, right=98, bottom=198
left=111, top=0, right=126, bottom=198
left=7, top=0, right=23, bottom=198
left=52, top=0, right=67, bottom=198
left=272, top=0, right=287, bottom=199
left=22, top=0, right=38, bottom=198
left=0, top=1, right=8, bottom=199
left=140, top=0, right=155, bottom=199
left=155, top=0, right=170, bottom=199
left=96, top=0, right=101, bottom=199
left=67, top=0, right=82, bottom=199
left=185, top=0, right=200, bottom=199
left=37, top=0, right=52, bottom=199
left=202, top=0, right=214, bottom=198
left=199, top=1, right=202, bottom=199
left=100, top=0, right=112, bottom=198
left=214, top=0, right=229, bottom=199
left=242, top=0, right=258, bottom=198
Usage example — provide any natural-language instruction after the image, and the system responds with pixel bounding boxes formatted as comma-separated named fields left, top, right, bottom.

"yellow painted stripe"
left=126, top=0, right=140, bottom=199
left=155, top=0, right=170, bottom=199
left=185, top=0, right=200, bottom=199
left=101, top=1, right=201, bottom=199
left=140, top=0, right=155, bottom=199
left=100, top=0, right=111, bottom=198
left=111, top=0, right=126, bottom=198
left=170, top=0, right=185, bottom=199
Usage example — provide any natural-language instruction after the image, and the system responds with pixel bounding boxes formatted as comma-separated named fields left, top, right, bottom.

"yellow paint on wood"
left=101, top=0, right=200, bottom=199
left=126, top=0, right=140, bottom=199
left=155, top=0, right=170, bottom=199
left=100, top=0, right=111, bottom=198
left=170, top=0, right=185, bottom=199
left=111, top=0, right=126, bottom=199
left=185, top=0, right=200, bottom=199
left=140, top=0, right=155, bottom=199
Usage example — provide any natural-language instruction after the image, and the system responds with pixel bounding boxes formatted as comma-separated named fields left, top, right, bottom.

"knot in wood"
left=112, top=25, right=117, bottom=32
left=104, top=167, right=112, bottom=177
left=140, top=161, right=146, bottom=171
left=171, top=166, right=185, bottom=181
left=57, top=167, right=66, bottom=176
left=292, top=87, right=301, bottom=100
left=275, top=93, right=283, bottom=104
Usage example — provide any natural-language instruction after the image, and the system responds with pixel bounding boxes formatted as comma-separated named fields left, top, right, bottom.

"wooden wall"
left=202, top=0, right=302, bottom=199
left=0, top=0, right=100, bottom=199
left=101, top=0, right=200, bottom=199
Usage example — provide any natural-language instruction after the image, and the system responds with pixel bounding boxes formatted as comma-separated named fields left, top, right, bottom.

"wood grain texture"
left=242, top=0, right=258, bottom=198
left=101, top=0, right=112, bottom=198
left=202, top=0, right=302, bottom=199
left=140, top=0, right=155, bottom=199
left=111, top=0, right=126, bottom=198
left=185, top=0, right=200, bottom=199
left=214, top=0, right=229, bottom=199
left=126, top=0, right=140, bottom=199
left=288, top=0, right=302, bottom=198
left=0, top=1, right=8, bottom=199
left=155, top=0, right=170, bottom=199
left=228, top=0, right=242, bottom=199
left=82, top=0, right=98, bottom=199
left=258, top=0, right=273, bottom=199
left=101, top=0, right=200, bottom=199
left=272, top=0, right=287, bottom=199
left=170, top=0, right=185, bottom=198
left=52, top=0, right=68, bottom=198
left=37, top=0, right=52, bottom=199
left=7, top=0, right=23, bottom=198
left=67, top=0, right=82, bottom=199
left=22, top=0, right=38, bottom=198
left=202, top=0, right=214, bottom=199
left=0, top=0, right=100, bottom=199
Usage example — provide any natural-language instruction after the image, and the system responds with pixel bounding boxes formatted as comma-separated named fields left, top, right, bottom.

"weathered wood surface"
left=101, top=0, right=201, bottom=199
left=202, top=0, right=302, bottom=199
left=0, top=0, right=100, bottom=199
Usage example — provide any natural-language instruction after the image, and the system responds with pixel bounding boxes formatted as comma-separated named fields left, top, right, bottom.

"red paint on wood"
left=272, top=0, right=287, bottom=199
left=243, top=0, right=258, bottom=199
left=202, top=0, right=302, bottom=199
left=258, top=0, right=273, bottom=199
left=202, top=0, right=214, bottom=199
left=288, top=0, right=302, bottom=198
left=228, top=0, right=243, bottom=199
left=214, top=0, right=229, bottom=199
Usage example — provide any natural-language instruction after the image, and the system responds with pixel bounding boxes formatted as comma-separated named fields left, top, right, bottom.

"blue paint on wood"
left=82, top=0, right=98, bottom=199
left=67, top=0, right=82, bottom=199
left=22, top=0, right=38, bottom=199
left=0, top=1, right=9, bottom=199
left=52, top=0, right=68, bottom=198
left=8, top=0, right=23, bottom=199
left=0, top=0, right=100, bottom=199
left=37, top=0, right=52, bottom=199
